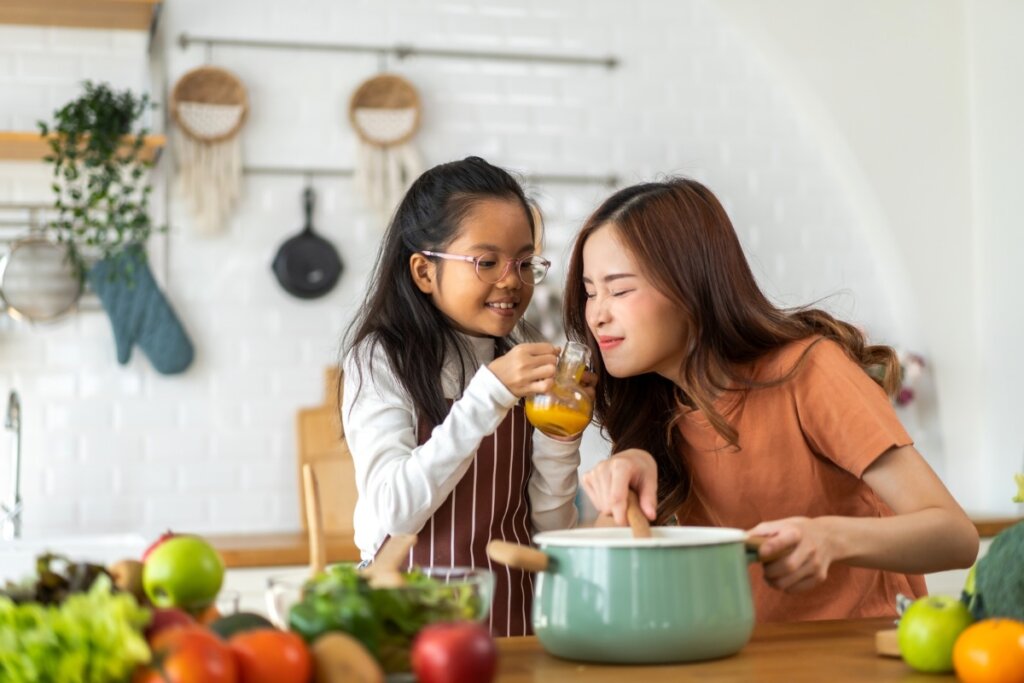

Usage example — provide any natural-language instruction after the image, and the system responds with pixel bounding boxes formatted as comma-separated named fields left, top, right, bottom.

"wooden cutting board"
left=296, top=367, right=357, bottom=536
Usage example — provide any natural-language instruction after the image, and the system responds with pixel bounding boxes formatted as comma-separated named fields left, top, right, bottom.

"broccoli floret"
left=969, top=519, right=1024, bottom=620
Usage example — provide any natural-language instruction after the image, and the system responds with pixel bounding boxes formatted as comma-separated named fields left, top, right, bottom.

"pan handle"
left=744, top=534, right=792, bottom=564
left=302, top=187, right=315, bottom=233
left=487, top=540, right=549, bottom=572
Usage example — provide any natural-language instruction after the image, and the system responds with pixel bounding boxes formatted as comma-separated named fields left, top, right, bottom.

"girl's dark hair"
left=563, top=178, right=901, bottom=523
left=343, top=156, right=538, bottom=427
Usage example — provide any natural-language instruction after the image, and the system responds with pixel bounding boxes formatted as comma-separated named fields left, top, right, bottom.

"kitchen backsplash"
left=0, top=0, right=925, bottom=536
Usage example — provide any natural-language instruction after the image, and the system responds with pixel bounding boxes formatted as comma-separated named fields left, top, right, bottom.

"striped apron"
left=386, top=402, right=535, bottom=637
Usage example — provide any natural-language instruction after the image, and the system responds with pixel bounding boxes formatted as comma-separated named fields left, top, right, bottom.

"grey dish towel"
left=87, top=246, right=194, bottom=375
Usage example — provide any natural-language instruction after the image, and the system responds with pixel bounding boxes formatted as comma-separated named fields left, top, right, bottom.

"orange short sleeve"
left=791, top=340, right=913, bottom=477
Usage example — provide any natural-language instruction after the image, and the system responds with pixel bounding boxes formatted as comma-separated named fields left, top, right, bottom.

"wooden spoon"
left=625, top=490, right=652, bottom=538
left=361, top=533, right=417, bottom=589
left=301, top=463, right=326, bottom=577
left=591, top=491, right=652, bottom=538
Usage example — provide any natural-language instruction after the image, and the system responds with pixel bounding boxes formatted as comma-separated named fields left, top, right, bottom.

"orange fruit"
left=953, top=619, right=1024, bottom=683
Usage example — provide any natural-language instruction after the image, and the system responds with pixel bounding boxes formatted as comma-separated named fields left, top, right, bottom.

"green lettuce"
left=288, top=564, right=483, bottom=673
left=0, top=574, right=150, bottom=683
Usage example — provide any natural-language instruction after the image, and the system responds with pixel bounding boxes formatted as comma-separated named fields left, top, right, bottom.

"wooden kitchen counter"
left=206, top=532, right=360, bottom=568
left=495, top=618, right=947, bottom=682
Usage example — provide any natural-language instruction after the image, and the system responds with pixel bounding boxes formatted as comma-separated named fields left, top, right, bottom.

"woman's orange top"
left=675, top=337, right=928, bottom=622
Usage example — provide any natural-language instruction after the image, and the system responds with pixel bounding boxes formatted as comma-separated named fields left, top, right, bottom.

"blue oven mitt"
left=87, top=246, right=194, bottom=375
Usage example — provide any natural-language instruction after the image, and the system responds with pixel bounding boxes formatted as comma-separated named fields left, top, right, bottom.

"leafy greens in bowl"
left=267, top=563, right=493, bottom=673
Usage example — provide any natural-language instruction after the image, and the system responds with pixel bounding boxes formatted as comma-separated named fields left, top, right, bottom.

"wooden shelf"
left=0, top=131, right=166, bottom=163
left=0, top=0, right=160, bottom=31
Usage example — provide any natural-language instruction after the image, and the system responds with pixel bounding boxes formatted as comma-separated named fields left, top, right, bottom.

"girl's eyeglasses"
left=421, top=250, right=551, bottom=285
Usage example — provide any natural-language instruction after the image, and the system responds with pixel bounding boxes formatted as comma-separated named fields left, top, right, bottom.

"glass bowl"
left=266, top=564, right=494, bottom=674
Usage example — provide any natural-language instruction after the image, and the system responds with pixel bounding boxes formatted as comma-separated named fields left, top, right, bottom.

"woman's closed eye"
left=611, top=288, right=634, bottom=297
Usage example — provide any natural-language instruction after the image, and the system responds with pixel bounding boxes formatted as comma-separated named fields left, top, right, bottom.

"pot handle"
left=745, top=535, right=792, bottom=564
left=486, top=540, right=549, bottom=572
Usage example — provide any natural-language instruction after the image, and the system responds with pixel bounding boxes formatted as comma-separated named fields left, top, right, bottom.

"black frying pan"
left=272, top=187, right=343, bottom=299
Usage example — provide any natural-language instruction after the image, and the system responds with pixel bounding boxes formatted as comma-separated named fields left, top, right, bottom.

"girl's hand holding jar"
left=525, top=341, right=595, bottom=439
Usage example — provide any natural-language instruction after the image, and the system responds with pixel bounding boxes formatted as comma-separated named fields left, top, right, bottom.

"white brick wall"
left=0, top=0, right=926, bottom=536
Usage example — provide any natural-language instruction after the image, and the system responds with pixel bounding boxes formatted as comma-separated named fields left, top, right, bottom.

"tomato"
left=134, top=625, right=238, bottom=683
left=953, top=619, right=1024, bottom=683
left=229, top=628, right=313, bottom=683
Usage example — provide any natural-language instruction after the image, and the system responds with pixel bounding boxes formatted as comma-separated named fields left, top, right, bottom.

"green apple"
left=897, top=595, right=974, bottom=673
left=142, top=535, right=225, bottom=615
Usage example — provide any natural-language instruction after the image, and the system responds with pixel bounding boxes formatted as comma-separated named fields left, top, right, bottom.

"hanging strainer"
left=0, top=235, right=82, bottom=323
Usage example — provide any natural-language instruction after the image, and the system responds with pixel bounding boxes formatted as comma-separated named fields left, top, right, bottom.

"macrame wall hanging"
left=171, top=66, right=249, bottom=236
left=348, top=73, right=424, bottom=218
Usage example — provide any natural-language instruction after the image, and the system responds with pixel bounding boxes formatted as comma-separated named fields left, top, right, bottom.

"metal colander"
left=0, top=236, right=81, bottom=323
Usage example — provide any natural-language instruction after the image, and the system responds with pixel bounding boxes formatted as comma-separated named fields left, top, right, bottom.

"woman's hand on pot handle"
left=747, top=517, right=835, bottom=593
left=582, top=448, right=658, bottom=525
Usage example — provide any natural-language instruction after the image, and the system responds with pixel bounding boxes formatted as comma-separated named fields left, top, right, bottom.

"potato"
left=312, top=632, right=385, bottom=683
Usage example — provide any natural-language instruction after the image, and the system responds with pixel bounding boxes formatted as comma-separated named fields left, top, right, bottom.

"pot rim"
left=533, top=525, right=747, bottom=548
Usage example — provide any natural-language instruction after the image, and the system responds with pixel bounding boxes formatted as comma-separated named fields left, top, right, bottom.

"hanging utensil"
left=0, top=235, right=81, bottom=324
left=271, top=187, right=343, bottom=299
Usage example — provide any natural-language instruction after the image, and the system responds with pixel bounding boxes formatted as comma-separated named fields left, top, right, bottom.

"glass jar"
left=525, top=341, right=594, bottom=439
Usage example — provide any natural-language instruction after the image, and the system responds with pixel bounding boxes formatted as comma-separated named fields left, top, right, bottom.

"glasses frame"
left=420, top=250, right=551, bottom=285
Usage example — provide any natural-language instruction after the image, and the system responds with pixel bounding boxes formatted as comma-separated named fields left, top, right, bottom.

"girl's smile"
left=597, top=335, right=624, bottom=351
left=486, top=297, right=520, bottom=317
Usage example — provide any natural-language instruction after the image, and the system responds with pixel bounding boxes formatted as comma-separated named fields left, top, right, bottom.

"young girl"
left=341, top=157, right=581, bottom=637
left=565, top=178, right=979, bottom=622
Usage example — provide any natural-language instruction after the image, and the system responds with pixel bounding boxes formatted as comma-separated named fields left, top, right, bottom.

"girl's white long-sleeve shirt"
left=342, top=333, right=581, bottom=561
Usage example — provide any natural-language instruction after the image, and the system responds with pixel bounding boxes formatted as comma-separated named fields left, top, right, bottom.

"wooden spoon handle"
left=745, top=534, right=792, bottom=563
left=364, top=533, right=417, bottom=588
left=487, top=540, right=549, bottom=572
left=626, top=491, right=652, bottom=538
left=301, top=464, right=326, bottom=577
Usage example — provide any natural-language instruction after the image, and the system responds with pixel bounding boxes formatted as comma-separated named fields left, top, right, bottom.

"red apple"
left=411, top=621, right=497, bottom=683
left=145, top=606, right=195, bottom=643
left=142, top=530, right=177, bottom=562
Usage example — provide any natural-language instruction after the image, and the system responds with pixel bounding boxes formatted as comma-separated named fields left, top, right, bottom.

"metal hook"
left=377, top=49, right=388, bottom=72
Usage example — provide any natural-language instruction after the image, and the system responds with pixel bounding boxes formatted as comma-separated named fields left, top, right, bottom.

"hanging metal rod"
left=243, top=165, right=619, bottom=187
left=178, top=33, right=618, bottom=69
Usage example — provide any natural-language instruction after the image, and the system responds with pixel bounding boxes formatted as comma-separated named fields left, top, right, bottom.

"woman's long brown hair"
left=563, top=179, right=901, bottom=524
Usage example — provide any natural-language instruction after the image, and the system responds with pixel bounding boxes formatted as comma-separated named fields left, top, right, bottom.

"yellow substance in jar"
left=524, top=400, right=592, bottom=438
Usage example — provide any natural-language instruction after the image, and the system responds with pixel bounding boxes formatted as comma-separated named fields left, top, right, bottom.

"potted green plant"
left=38, top=81, right=194, bottom=375
left=38, top=80, right=157, bottom=282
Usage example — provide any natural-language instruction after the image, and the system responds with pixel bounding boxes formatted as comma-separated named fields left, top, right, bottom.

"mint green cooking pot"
left=488, top=527, right=767, bottom=664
